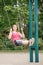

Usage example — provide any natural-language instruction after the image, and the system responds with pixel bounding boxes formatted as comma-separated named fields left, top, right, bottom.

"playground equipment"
left=29, top=0, right=39, bottom=62
left=3, top=0, right=39, bottom=62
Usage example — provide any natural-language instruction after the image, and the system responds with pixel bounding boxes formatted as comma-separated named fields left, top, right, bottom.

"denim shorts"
left=14, top=40, right=22, bottom=46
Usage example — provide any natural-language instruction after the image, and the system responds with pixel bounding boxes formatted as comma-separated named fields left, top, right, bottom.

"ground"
left=0, top=52, right=43, bottom=65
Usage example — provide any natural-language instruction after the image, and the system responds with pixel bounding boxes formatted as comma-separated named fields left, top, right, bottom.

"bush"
left=0, top=38, right=28, bottom=50
left=0, top=37, right=43, bottom=50
left=38, top=38, right=43, bottom=50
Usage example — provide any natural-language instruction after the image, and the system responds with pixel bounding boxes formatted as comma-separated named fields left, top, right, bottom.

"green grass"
left=0, top=49, right=29, bottom=53
left=0, top=49, right=43, bottom=53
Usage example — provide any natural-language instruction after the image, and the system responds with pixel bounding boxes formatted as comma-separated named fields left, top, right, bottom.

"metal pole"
left=29, top=0, right=33, bottom=62
left=29, top=0, right=32, bottom=38
left=34, top=0, right=39, bottom=62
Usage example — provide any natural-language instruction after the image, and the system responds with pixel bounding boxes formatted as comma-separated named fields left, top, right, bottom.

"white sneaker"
left=29, top=38, right=35, bottom=46
left=32, top=38, right=35, bottom=45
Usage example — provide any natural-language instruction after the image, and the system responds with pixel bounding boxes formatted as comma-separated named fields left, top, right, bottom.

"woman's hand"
left=21, top=28, right=23, bottom=31
left=10, top=28, right=12, bottom=32
left=20, top=27, right=25, bottom=38
left=8, top=28, right=12, bottom=39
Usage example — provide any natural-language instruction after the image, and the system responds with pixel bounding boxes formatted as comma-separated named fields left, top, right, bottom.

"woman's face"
left=12, top=25, right=17, bottom=31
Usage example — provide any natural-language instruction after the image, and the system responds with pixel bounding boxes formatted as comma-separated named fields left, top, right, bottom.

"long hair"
left=12, top=24, right=18, bottom=31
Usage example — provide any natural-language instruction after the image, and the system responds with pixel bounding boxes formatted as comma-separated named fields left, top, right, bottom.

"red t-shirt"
left=11, top=32, right=21, bottom=43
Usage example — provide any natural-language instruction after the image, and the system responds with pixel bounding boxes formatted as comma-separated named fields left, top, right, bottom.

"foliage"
left=0, top=0, right=43, bottom=50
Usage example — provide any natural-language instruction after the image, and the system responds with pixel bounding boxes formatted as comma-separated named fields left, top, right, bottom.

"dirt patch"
left=0, top=52, right=43, bottom=65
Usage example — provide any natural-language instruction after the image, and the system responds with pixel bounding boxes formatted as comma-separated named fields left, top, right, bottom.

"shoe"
left=29, top=38, right=35, bottom=46
left=32, top=38, right=35, bottom=45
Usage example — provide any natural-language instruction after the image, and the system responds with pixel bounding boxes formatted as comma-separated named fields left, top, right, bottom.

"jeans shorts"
left=14, top=40, right=22, bottom=46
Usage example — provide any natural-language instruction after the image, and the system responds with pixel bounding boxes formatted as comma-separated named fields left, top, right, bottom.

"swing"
left=3, top=0, right=34, bottom=47
left=3, top=0, right=24, bottom=46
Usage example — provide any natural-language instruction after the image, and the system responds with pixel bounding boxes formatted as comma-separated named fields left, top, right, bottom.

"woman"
left=8, top=24, right=34, bottom=46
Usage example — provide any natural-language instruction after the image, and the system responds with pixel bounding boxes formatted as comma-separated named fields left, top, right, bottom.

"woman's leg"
left=21, top=38, right=35, bottom=46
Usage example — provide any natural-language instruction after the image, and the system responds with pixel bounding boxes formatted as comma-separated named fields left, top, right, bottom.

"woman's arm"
left=8, top=29, right=12, bottom=39
left=18, top=28, right=25, bottom=38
